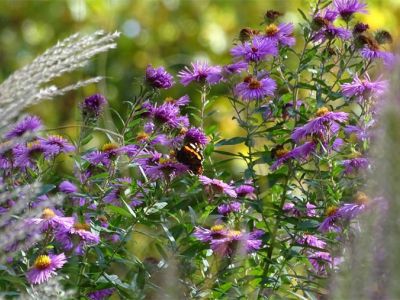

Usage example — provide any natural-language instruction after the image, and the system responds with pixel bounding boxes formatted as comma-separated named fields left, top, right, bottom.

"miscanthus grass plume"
left=0, top=0, right=396, bottom=299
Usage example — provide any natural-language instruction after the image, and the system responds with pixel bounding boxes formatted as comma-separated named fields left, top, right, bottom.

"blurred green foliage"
left=0, top=0, right=397, bottom=154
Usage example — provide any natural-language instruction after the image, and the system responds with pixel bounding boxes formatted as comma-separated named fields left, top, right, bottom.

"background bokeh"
left=0, top=0, right=398, bottom=174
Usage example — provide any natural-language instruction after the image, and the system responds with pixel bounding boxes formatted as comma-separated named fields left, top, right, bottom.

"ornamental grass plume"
left=330, top=56, right=400, bottom=299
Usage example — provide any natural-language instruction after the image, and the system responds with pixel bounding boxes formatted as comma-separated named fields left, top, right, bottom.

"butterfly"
left=176, top=142, right=204, bottom=175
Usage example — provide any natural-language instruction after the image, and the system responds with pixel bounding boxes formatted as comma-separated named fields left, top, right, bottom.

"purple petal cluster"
left=143, top=101, right=189, bottom=129
left=263, top=23, right=295, bottom=46
left=334, top=0, right=367, bottom=20
left=26, top=253, right=67, bottom=285
left=184, top=127, right=208, bottom=146
left=81, top=94, right=107, bottom=118
left=342, top=157, right=369, bottom=174
left=235, top=75, right=276, bottom=101
left=230, top=36, right=277, bottom=62
left=145, top=65, right=174, bottom=89
left=291, top=108, right=348, bottom=143
left=198, top=175, right=237, bottom=198
left=341, top=73, right=387, bottom=101
left=178, top=61, right=222, bottom=86
left=5, top=115, right=42, bottom=139
left=218, top=201, right=241, bottom=215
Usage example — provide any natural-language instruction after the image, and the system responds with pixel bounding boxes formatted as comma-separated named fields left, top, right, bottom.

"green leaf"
left=105, top=205, right=132, bottom=218
left=216, top=137, right=247, bottom=146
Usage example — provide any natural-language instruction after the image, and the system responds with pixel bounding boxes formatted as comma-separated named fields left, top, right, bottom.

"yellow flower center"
left=265, top=24, right=279, bottom=36
left=137, top=132, right=148, bottom=141
left=276, top=148, right=289, bottom=158
left=102, top=142, right=119, bottom=152
left=354, top=192, right=369, bottom=205
left=41, top=208, right=56, bottom=219
left=326, top=206, right=338, bottom=217
left=315, top=107, right=330, bottom=117
left=164, top=97, right=175, bottom=103
left=249, top=78, right=261, bottom=89
left=211, top=225, right=224, bottom=232
left=179, top=127, right=188, bottom=135
left=27, top=141, right=41, bottom=149
left=98, top=215, right=108, bottom=223
left=34, top=255, right=51, bottom=270
left=73, top=222, right=90, bottom=231
left=228, top=230, right=242, bottom=237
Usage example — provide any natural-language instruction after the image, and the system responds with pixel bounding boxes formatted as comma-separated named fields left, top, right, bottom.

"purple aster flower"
left=218, top=201, right=241, bottom=215
left=337, top=191, right=368, bottom=220
left=313, top=24, right=352, bottom=42
left=342, top=157, right=369, bottom=174
left=145, top=65, right=174, bottom=89
left=4, top=115, right=42, bottom=139
left=283, top=202, right=301, bottom=217
left=178, top=61, right=222, bottom=86
left=87, top=288, right=115, bottom=300
left=308, top=251, right=341, bottom=275
left=222, top=61, right=248, bottom=76
left=39, top=135, right=75, bottom=158
left=318, top=206, right=341, bottom=232
left=122, top=144, right=140, bottom=158
left=199, top=175, right=237, bottom=198
left=26, top=253, right=67, bottom=285
left=334, top=0, right=367, bottom=20
left=297, top=234, right=326, bottom=249
left=230, top=36, right=277, bottom=62
left=306, top=202, right=317, bottom=217
left=235, top=184, right=256, bottom=199
left=13, top=142, right=53, bottom=169
left=263, top=23, right=295, bottom=46
left=291, top=108, right=348, bottom=143
left=59, top=181, right=78, bottom=194
left=164, top=95, right=190, bottom=107
left=315, top=8, right=339, bottom=22
left=145, top=159, right=188, bottom=180
left=56, top=221, right=99, bottom=255
left=235, top=74, right=276, bottom=101
left=341, top=73, right=387, bottom=101
left=28, top=208, right=74, bottom=232
left=210, top=229, right=262, bottom=256
left=184, top=127, right=208, bottom=145
left=150, top=134, right=172, bottom=147
left=360, top=46, right=394, bottom=66
left=144, top=101, right=189, bottom=129
left=270, top=141, right=316, bottom=170
left=344, top=124, right=369, bottom=141
left=193, top=225, right=228, bottom=243
left=81, top=94, right=107, bottom=118
left=86, top=143, right=123, bottom=167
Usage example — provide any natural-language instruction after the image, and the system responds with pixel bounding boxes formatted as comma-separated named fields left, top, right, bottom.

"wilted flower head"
left=145, top=65, right=174, bottom=89
left=178, top=61, right=222, bottom=86
left=235, top=74, right=276, bottom=101
left=333, top=0, right=367, bottom=20
left=5, top=115, right=42, bottom=139
left=199, top=175, right=237, bottom=198
left=81, top=94, right=107, bottom=118
left=230, top=36, right=278, bottom=62
left=26, top=253, right=67, bottom=285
